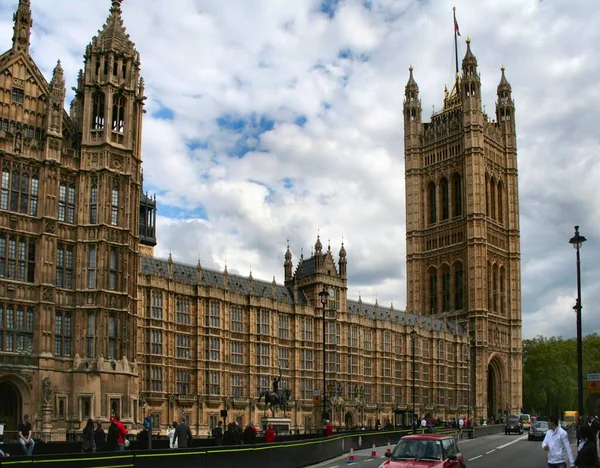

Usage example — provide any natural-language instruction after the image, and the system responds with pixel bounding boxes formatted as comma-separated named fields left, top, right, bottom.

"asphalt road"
left=307, top=431, right=579, bottom=468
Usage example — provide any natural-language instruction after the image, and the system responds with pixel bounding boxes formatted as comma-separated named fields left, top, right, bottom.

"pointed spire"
left=12, top=0, right=32, bottom=55
left=315, top=234, right=322, bottom=253
left=462, top=37, right=477, bottom=67
left=339, top=240, right=346, bottom=258
left=284, top=239, right=292, bottom=262
left=223, top=262, right=228, bottom=275
left=50, top=60, right=65, bottom=87
left=406, top=65, right=418, bottom=88
left=93, top=0, right=135, bottom=54
left=498, top=65, right=511, bottom=91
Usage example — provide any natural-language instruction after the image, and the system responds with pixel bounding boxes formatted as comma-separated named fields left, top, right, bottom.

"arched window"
left=485, top=174, right=490, bottom=217
left=428, top=182, right=437, bottom=224
left=91, top=92, right=105, bottom=130
left=108, top=314, right=117, bottom=358
left=500, top=267, right=506, bottom=315
left=441, top=264, right=451, bottom=312
left=112, top=94, right=126, bottom=133
left=111, top=185, right=119, bottom=225
left=86, top=312, right=95, bottom=358
left=487, top=261, right=492, bottom=311
left=429, top=267, right=438, bottom=315
left=452, top=173, right=462, bottom=217
left=490, top=176, right=496, bottom=220
left=90, top=184, right=98, bottom=223
left=440, top=178, right=449, bottom=220
left=454, top=262, right=464, bottom=310
left=492, top=264, right=499, bottom=312
left=497, top=181, right=504, bottom=224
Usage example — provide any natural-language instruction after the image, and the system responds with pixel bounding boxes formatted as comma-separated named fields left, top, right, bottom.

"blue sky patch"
left=153, top=106, right=174, bottom=120
left=281, top=177, right=295, bottom=189
left=320, top=0, right=340, bottom=18
left=295, top=115, right=307, bottom=126
left=159, top=203, right=209, bottom=220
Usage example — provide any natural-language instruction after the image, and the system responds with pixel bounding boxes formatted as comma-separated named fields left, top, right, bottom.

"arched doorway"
left=0, top=380, right=21, bottom=439
left=344, top=411, right=354, bottom=428
left=487, top=355, right=505, bottom=421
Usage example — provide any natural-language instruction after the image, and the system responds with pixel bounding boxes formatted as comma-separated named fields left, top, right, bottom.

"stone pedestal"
left=260, top=417, right=291, bottom=436
left=41, top=404, right=53, bottom=441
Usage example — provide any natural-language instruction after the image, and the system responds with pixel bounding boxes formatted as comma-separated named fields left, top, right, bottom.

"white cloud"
left=5, top=0, right=600, bottom=339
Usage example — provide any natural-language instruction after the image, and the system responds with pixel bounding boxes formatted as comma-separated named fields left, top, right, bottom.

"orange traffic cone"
left=347, top=445, right=356, bottom=464
left=386, top=439, right=392, bottom=454
left=371, top=440, right=377, bottom=457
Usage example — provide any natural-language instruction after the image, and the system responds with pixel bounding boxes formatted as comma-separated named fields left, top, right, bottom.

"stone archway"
left=487, top=355, right=506, bottom=420
left=344, top=411, right=354, bottom=428
left=0, top=380, right=22, bottom=438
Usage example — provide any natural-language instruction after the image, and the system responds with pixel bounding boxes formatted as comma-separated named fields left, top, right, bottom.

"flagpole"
left=453, top=6, right=459, bottom=75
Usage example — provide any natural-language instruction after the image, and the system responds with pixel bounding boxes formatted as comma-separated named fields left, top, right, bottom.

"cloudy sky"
left=2, top=0, right=598, bottom=340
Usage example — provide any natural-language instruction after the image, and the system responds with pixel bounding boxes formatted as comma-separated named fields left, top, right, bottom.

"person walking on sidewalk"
left=542, top=415, right=575, bottom=468
left=574, top=424, right=599, bottom=468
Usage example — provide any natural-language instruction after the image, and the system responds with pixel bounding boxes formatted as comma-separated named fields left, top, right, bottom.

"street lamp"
left=411, top=329, right=417, bottom=433
left=318, top=285, right=333, bottom=425
left=569, top=225, right=586, bottom=420
left=466, top=348, right=470, bottom=426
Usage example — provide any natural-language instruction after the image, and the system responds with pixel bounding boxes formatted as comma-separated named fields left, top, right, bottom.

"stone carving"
left=44, top=221, right=55, bottom=233
left=110, top=156, right=123, bottom=171
left=42, top=288, right=54, bottom=302
left=49, top=139, right=60, bottom=150
left=42, top=376, right=52, bottom=406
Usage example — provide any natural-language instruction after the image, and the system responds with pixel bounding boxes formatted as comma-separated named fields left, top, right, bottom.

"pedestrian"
left=81, top=418, right=96, bottom=453
left=574, top=424, right=599, bottom=468
left=172, top=417, right=192, bottom=449
left=265, top=424, right=276, bottom=443
left=105, top=417, right=119, bottom=452
left=242, top=422, right=257, bottom=445
left=114, top=416, right=127, bottom=452
left=212, top=421, right=224, bottom=446
left=167, top=422, right=178, bottom=448
left=17, top=414, right=34, bottom=456
left=542, top=415, right=575, bottom=468
left=94, top=422, right=106, bottom=452
left=325, top=420, right=333, bottom=437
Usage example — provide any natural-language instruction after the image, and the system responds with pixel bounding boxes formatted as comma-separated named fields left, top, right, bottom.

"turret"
left=495, top=66, right=515, bottom=134
left=47, top=61, right=66, bottom=135
left=461, top=38, right=481, bottom=110
left=284, top=241, right=293, bottom=283
left=12, top=0, right=32, bottom=55
left=403, top=65, right=422, bottom=134
left=338, top=242, right=347, bottom=279
left=314, top=235, right=323, bottom=270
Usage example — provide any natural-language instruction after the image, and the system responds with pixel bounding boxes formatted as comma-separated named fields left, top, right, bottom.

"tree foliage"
left=523, top=334, right=600, bottom=417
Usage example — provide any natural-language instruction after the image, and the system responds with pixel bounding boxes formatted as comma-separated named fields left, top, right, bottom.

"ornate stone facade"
left=403, top=39, right=523, bottom=421
left=0, top=1, right=520, bottom=439
left=0, top=0, right=156, bottom=439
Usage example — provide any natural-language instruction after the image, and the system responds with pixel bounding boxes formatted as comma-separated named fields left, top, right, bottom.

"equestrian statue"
left=258, top=369, right=291, bottom=417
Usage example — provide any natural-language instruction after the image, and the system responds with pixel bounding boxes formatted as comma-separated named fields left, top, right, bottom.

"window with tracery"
left=428, top=182, right=437, bottom=224
left=111, top=94, right=126, bottom=133
left=111, top=186, right=119, bottom=225
left=442, top=265, right=451, bottom=312
left=452, top=173, right=462, bottom=216
left=454, top=262, right=464, bottom=310
left=89, top=185, right=98, bottom=223
left=440, top=178, right=449, bottom=220
left=0, top=233, right=36, bottom=282
left=0, top=166, right=38, bottom=216
left=58, top=182, right=76, bottom=223
left=429, top=268, right=438, bottom=315
left=91, top=92, right=105, bottom=130
left=56, top=244, right=74, bottom=288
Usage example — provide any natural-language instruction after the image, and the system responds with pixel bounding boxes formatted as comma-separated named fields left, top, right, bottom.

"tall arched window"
left=454, top=261, right=464, bottom=310
left=428, top=182, right=437, bottom=224
left=440, top=178, right=449, bottom=220
left=452, top=173, right=462, bottom=217
left=441, top=264, right=451, bottom=312
left=487, top=261, right=493, bottom=311
left=499, top=267, right=506, bottom=315
left=89, top=184, right=98, bottom=223
left=490, top=176, right=496, bottom=220
left=497, top=181, right=504, bottom=224
left=108, top=314, right=117, bottom=358
left=429, top=267, right=438, bottom=315
left=86, top=312, right=95, bottom=358
left=111, top=185, right=119, bottom=226
left=91, top=92, right=105, bottom=130
left=492, top=264, right=499, bottom=313
left=485, top=174, right=490, bottom=217
left=112, top=94, right=126, bottom=133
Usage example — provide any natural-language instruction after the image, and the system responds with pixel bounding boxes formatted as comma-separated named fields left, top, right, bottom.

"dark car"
left=528, top=421, right=548, bottom=441
left=380, top=434, right=466, bottom=468
left=505, top=415, right=523, bottom=435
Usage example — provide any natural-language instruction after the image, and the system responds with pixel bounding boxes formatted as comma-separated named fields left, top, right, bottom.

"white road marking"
left=497, top=435, right=528, bottom=449
left=365, top=459, right=373, bottom=462
left=485, top=449, right=496, bottom=454
left=469, top=455, right=483, bottom=461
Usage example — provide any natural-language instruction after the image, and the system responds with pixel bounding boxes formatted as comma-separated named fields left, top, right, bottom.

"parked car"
left=528, top=421, right=549, bottom=441
left=519, top=413, right=532, bottom=430
left=379, top=434, right=466, bottom=468
left=505, top=415, right=524, bottom=435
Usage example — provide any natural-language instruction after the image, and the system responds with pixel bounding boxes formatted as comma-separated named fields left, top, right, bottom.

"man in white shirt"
left=542, top=415, right=574, bottom=468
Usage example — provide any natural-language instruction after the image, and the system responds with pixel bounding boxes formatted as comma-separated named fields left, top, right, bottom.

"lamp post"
left=466, top=350, right=471, bottom=426
left=318, top=286, right=330, bottom=425
left=411, top=330, right=417, bottom=433
left=569, top=225, right=586, bottom=419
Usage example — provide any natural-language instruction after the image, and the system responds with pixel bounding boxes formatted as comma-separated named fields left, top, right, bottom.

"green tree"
left=523, top=334, right=600, bottom=417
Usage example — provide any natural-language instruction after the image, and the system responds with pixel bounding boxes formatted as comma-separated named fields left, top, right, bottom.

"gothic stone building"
left=0, top=0, right=156, bottom=438
left=403, top=39, right=523, bottom=421
left=0, top=0, right=520, bottom=439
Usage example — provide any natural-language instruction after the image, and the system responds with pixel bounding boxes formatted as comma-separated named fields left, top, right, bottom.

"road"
left=308, top=431, right=578, bottom=468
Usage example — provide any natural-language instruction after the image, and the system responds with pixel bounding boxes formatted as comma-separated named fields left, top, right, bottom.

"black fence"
left=0, top=426, right=489, bottom=468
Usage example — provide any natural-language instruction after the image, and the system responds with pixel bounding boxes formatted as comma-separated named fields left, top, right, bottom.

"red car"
left=379, top=434, right=466, bottom=468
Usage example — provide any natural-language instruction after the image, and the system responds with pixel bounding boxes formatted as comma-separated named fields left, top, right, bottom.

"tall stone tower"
left=0, top=0, right=151, bottom=435
left=403, top=38, right=522, bottom=421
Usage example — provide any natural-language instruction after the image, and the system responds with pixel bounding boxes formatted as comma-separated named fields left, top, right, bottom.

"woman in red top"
left=114, top=416, right=127, bottom=451
left=265, top=425, right=276, bottom=443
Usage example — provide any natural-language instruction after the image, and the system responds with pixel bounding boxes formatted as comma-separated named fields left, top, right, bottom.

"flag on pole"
left=454, top=15, right=461, bottom=36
